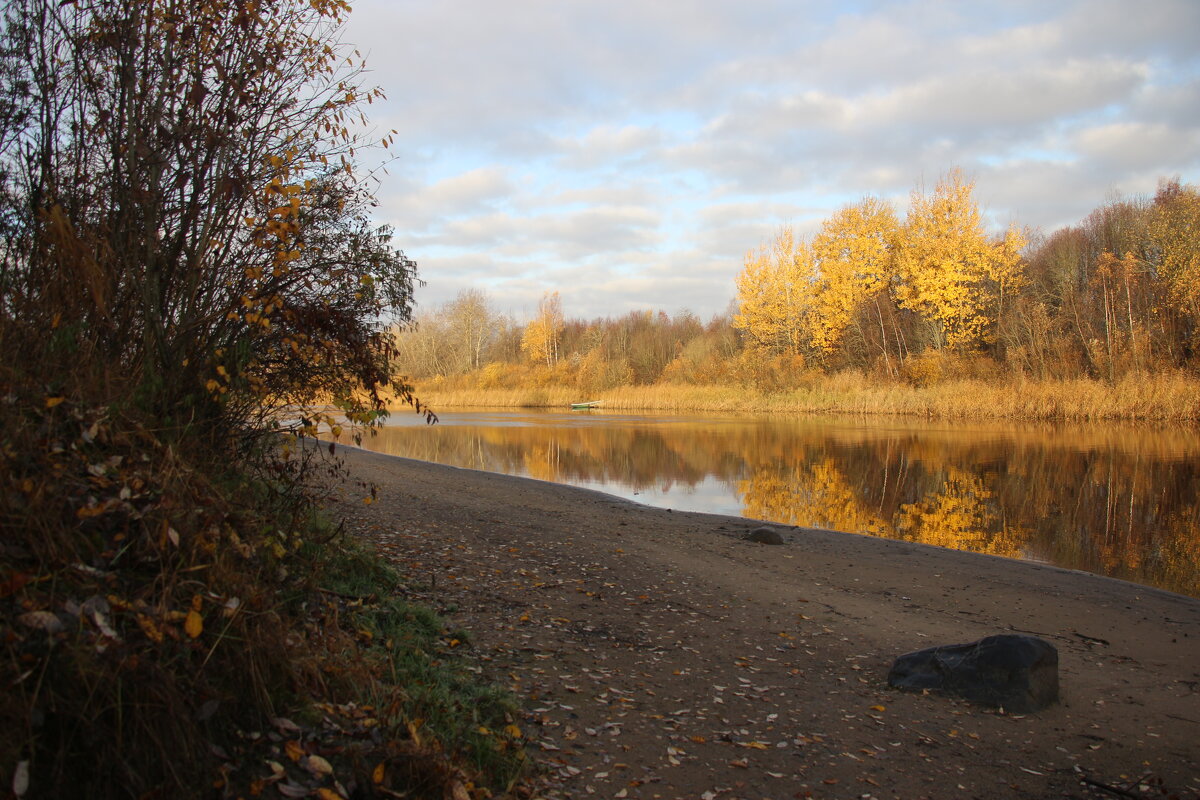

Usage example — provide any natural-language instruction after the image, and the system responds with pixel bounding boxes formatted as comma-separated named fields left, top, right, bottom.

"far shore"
left=396, top=372, right=1200, bottom=422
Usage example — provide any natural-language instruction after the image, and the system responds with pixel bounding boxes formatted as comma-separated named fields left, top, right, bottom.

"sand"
left=326, top=445, right=1200, bottom=799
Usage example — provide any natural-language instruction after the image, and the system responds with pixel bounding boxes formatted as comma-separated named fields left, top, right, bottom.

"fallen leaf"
left=18, top=611, right=63, bottom=634
left=316, top=788, right=344, bottom=800
left=372, top=762, right=386, bottom=784
left=12, top=760, right=29, bottom=797
left=870, top=705, right=886, bottom=712
left=305, top=754, right=333, bottom=776
left=284, top=739, right=303, bottom=762
left=184, top=609, right=203, bottom=638
left=135, top=614, right=163, bottom=643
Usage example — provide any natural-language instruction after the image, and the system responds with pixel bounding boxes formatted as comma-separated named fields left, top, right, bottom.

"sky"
left=340, top=0, right=1200, bottom=323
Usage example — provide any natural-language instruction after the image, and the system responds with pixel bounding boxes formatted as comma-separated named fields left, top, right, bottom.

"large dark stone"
left=887, top=634, right=1059, bottom=713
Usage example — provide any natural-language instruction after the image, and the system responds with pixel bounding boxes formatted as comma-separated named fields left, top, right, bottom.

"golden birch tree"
left=521, top=290, right=564, bottom=366
left=809, top=197, right=899, bottom=354
left=894, top=169, right=1026, bottom=349
left=732, top=228, right=816, bottom=354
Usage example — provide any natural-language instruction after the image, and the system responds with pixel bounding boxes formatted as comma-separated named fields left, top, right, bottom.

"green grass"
left=307, top=536, right=528, bottom=789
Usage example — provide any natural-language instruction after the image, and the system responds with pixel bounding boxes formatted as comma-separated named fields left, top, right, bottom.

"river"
left=337, top=409, right=1200, bottom=598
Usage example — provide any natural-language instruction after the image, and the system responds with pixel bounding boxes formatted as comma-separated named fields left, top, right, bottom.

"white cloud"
left=343, top=0, right=1200, bottom=321
left=1074, top=122, right=1200, bottom=172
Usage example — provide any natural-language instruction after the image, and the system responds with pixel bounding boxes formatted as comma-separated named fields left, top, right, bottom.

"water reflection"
left=343, top=411, right=1200, bottom=597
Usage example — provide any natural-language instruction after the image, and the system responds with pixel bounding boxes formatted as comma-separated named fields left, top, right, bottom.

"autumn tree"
left=809, top=197, right=901, bottom=370
left=893, top=169, right=1026, bottom=350
left=733, top=227, right=815, bottom=354
left=0, top=2, right=453, bottom=797
left=521, top=290, right=564, bottom=367
left=1148, top=179, right=1200, bottom=341
left=0, top=0, right=422, bottom=436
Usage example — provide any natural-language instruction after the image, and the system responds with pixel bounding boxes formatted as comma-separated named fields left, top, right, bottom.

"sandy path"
left=324, top=446, right=1200, bottom=800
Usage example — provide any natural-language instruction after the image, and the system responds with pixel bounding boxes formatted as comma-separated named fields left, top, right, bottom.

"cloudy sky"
left=341, top=0, right=1200, bottom=322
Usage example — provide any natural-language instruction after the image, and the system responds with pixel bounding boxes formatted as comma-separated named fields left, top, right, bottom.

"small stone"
left=745, top=526, right=785, bottom=545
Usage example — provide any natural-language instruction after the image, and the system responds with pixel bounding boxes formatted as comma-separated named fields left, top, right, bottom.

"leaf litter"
left=330, top=450, right=1200, bottom=800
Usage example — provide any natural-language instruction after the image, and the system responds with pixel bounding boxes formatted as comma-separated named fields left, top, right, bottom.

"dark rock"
left=887, top=634, right=1059, bottom=713
left=745, top=526, right=785, bottom=545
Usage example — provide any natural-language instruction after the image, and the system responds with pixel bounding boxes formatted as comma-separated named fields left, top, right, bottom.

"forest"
left=396, top=172, right=1200, bottom=419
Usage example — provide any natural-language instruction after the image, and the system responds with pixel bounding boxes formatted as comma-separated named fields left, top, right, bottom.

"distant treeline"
left=394, top=172, right=1200, bottom=398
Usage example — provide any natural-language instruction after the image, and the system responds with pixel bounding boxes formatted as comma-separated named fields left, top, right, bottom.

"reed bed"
left=405, top=372, right=1200, bottom=422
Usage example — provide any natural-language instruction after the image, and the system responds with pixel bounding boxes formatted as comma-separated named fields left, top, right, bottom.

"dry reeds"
left=406, top=371, right=1200, bottom=421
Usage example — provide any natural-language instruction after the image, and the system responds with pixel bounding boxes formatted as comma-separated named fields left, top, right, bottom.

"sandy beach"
left=325, top=445, right=1200, bottom=799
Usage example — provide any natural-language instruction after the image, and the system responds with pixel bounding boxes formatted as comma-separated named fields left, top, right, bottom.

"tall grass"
left=408, top=371, right=1200, bottom=421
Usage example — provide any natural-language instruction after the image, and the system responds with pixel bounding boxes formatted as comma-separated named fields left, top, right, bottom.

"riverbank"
left=325, top=446, right=1200, bottom=799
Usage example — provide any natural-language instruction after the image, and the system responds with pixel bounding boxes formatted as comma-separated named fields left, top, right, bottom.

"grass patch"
left=304, top=537, right=528, bottom=788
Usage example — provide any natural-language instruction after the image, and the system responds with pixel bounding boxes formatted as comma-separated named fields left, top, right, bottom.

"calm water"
left=342, top=410, right=1200, bottom=598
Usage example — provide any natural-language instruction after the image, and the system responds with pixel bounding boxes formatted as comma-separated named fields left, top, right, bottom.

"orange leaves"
left=136, top=613, right=165, bottom=644
left=76, top=499, right=120, bottom=519
left=185, top=594, right=204, bottom=638
left=285, top=739, right=304, bottom=762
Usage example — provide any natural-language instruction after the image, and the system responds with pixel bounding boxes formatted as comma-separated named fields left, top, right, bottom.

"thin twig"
left=1078, top=774, right=1146, bottom=799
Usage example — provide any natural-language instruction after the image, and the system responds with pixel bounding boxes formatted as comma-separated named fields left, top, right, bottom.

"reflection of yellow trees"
left=523, top=442, right=561, bottom=483
left=739, top=459, right=890, bottom=535
left=1156, top=513, right=1200, bottom=598
left=897, top=468, right=1023, bottom=558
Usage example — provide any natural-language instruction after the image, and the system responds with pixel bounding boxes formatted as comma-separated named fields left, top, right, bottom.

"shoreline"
left=330, top=427, right=1200, bottom=600
left=327, top=446, right=1200, bottom=798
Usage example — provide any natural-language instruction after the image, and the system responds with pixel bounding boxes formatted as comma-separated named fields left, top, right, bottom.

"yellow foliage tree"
left=1148, top=180, right=1200, bottom=319
left=521, top=291, right=564, bottom=366
left=894, top=169, right=1026, bottom=349
left=809, top=197, right=900, bottom=355
left=732, top=228, right=816, bottom=354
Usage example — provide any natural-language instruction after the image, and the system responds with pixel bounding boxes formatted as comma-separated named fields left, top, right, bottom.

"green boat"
left=570, top=401, right=600, bottom=410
